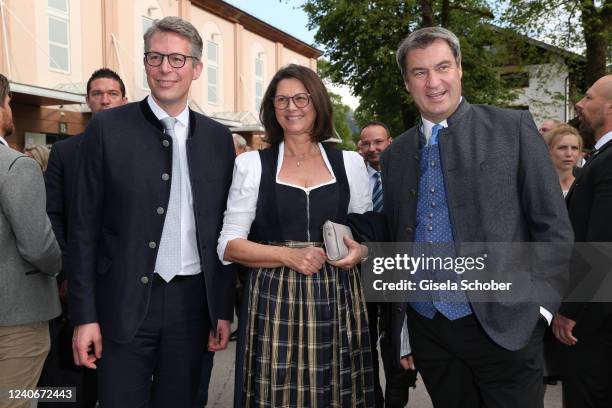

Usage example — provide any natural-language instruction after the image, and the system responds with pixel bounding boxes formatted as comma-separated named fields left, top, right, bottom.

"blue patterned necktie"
left=155, top=117, right=182, bottom=282
left=429, top=123, right=443, bottom=146
left=411, top=122, right=472, bottom=320
left=372, top=171, right=383, bottom=212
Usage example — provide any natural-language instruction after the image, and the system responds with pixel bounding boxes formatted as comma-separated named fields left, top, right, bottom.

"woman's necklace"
left=289, top=144, right=317, bottom=167
left=296, top=153, right=306, bottom=167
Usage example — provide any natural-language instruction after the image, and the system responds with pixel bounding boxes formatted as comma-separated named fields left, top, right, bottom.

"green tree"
left=329, top=91, right=357, bottom=150
left=303, top=0, right=518, bottom=136
left=497, top=0, right=611, bottom=87
left=318, top=59, right=359, bottom=149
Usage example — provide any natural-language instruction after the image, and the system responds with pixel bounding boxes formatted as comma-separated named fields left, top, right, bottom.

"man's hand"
left=208, top=319, right=231, bottom=352
left=400, top=355, right=416, bottom=371
left=72, top=323, right=102, bottom=369
left=327, top=236, right=367, bottom=270
left=552, top=313, right=578, bottom=346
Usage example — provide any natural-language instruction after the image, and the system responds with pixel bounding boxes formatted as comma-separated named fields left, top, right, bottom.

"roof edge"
left=192, top=0, right=322, bottom=59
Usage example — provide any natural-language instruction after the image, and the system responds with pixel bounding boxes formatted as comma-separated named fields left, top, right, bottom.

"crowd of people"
left=0, top=15, right=611, bottom=408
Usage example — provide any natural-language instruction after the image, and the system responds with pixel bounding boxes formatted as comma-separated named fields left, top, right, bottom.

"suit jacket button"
left=140, top=276, right=149, bottom=284
left=406, top=227, right=413, bottom=233
left=162, top=140, right=170, bottom=147
left=162, top=173, right=170, bottom=181
left=148, top=241, right=156, bottom=249
left=157, top=207, right=165, bottom=215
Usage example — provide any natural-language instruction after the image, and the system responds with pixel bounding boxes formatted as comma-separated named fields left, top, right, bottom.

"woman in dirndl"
left=217, top=64, right=375, bottom=407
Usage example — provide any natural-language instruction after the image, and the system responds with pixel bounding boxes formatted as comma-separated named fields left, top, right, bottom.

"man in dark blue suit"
left=39, top=68, right=127, bottom=408
left=46, top=69, right=127, bottom=276
left=68, top=17, right=236, bottom=408
left=553, top=74, right=612, bottom=408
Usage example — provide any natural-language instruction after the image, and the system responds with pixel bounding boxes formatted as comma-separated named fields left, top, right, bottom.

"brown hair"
left=260, top=64, right=333, bottom=146
left=543, top=123, right=583, bottom=152
left=0, top=73, right=10, bottom=105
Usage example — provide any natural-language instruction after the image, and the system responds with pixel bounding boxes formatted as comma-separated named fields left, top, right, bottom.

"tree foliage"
left=330, top=91, right=356, bottom=149
left=497, top=0, right=611, bottom=87
left=318, top=59, right=358, bottom=149
left=303, top=0, right=523, bottom=136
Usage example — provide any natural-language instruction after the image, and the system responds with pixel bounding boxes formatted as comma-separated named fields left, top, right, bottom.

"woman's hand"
left=282, top=246, right=327, bottom=275
left=328, top=235, right=367, bottom=270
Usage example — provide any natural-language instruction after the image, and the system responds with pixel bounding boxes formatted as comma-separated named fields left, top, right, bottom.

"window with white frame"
left=207, top=41, right=219, bottom=104
left=255, top=56, right=264, bottom=111
left=48, top=0, right=70, bottom=72
left=142, top=16, right=154, bottom=89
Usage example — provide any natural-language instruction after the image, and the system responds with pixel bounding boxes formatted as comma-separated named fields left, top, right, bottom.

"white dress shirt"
left=217, top=142, right=372, bottom=264
left=366, top=162, right=380, bottom=194
left=594, top=131, right=612, bottom=151
left=147, top=96, right=201, bottom=276
left=421, top=117, right=449, bottom=142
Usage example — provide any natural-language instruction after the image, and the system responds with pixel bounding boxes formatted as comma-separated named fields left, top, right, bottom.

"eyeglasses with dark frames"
left=272, top=93, right=311, bottom=110
left=144, top=52, right=198, bottom=69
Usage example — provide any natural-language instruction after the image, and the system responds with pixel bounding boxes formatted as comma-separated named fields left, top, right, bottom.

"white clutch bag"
left=322, top=220, right=354, bottom=261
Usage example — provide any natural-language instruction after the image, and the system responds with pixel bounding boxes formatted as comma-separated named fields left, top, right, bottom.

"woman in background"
left=543, top=124, right=583, bottom=197
left=23, top=144, right=50, bottom=172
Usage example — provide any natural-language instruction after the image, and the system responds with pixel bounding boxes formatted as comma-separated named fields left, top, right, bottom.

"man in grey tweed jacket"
left=0, top=73, right=61, bottom=405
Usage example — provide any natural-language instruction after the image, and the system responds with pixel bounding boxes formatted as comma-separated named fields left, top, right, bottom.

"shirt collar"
left=147, top=95, right=189, bottom=128
left=0, top=136, right=7, bottom=147
left=366, top=162, right=379, bottom=177
left=594, top=131, right=612, bottom=151
left=421, top=117, right=448, bottom=141
left=419, top=96, right=462, bottom=141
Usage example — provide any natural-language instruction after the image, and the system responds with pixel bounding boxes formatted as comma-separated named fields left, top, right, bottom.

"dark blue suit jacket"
left=67, top=98, right=236, bottom=343
left=561, top=138, right=612, bottom=332
left=46, top=133, right=82, bottom=278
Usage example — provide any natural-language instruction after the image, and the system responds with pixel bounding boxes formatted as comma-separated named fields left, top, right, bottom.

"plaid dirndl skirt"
left=238, top=242, right=375, bottom=407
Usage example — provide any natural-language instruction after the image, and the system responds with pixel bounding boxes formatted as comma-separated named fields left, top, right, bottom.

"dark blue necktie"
left=372, top=171, right=383, bottom=212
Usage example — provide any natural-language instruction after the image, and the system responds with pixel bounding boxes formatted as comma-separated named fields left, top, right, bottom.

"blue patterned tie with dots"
left=155, top=117, right=182, bottom=282
left=410, top=123, right=472, bottom=320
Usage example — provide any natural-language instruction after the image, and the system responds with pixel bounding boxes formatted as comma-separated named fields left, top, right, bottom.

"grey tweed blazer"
left=381, top=100, right=574, bottom=359
left=0, top=145, right=61, bottom=326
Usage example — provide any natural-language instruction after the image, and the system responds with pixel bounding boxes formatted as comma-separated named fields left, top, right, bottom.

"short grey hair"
left=144, top=16, right=203, bottom=61
left=396, top=27, right=462, bottom=78
left=232, top=133, right=247, bottom=148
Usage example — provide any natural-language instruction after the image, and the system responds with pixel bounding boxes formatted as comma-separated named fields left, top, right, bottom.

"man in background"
left=232, top=133, right=248, bottom=155
left=538, top=118, right=561, bottom=136
left=554, top=74, right=612, bottom=408
left=360, top=121, right=417, bottom=408
left=39, top=68, right=127, bottom=408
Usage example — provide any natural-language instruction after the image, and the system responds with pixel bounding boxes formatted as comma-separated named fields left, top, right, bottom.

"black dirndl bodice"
left=248, top=143, right=350, bottom=243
